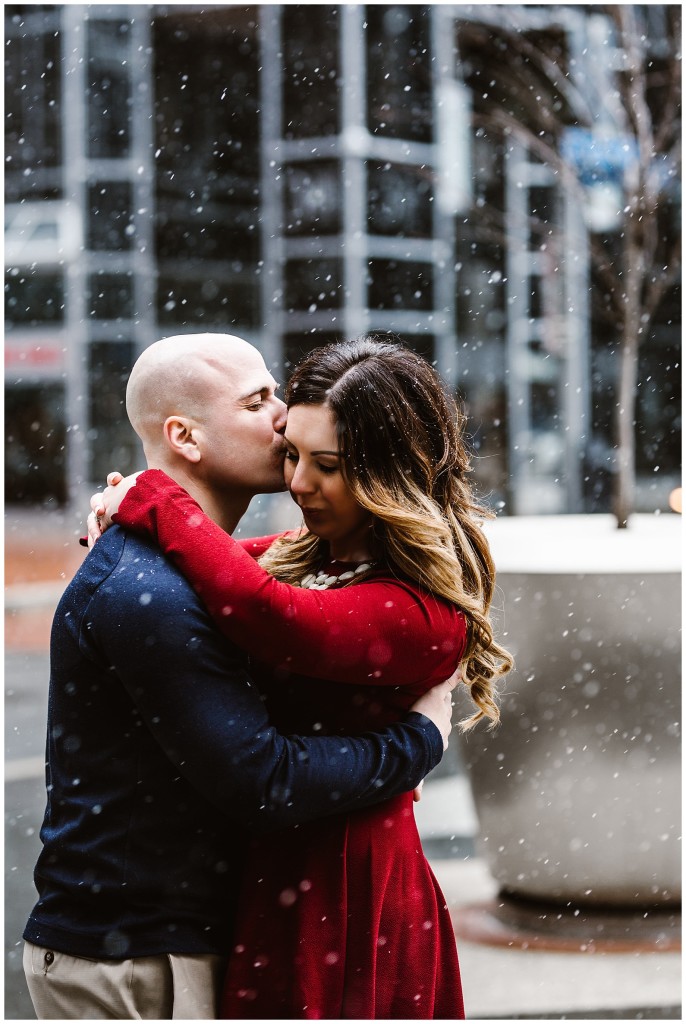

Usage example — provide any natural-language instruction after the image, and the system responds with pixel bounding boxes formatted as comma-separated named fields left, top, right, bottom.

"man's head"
left=126, top=334, right=287, bottom=519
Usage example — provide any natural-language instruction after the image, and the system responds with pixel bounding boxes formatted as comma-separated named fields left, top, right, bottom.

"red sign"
left=5, top=338, right=66, bottom=377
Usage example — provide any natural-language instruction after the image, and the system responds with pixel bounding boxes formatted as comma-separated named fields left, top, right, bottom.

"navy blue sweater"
left=24, top=527, right=443, bottom=959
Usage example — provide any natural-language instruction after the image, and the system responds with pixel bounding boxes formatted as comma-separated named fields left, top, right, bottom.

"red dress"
left=115, top=470, right=466, bottom=1020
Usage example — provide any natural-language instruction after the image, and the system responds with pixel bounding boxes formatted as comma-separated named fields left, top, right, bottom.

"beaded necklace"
left=298, top=562, right=375, bottom=590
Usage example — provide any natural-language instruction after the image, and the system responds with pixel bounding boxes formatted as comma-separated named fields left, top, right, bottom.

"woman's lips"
left=300, top=507, right=324, bottom=519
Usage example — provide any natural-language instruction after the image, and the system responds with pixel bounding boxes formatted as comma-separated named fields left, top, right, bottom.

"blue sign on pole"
left=561, top=127, right=638, bottom=186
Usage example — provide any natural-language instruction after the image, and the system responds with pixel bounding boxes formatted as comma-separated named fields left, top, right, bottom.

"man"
left=23, top=333, right=456, bottom=1019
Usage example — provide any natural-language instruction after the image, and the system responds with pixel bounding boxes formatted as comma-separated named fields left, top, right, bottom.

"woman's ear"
left=163, top=416, right=201, bottom=463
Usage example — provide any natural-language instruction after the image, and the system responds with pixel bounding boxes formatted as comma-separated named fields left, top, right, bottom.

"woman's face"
left=283, top=403, right=372, bottom=560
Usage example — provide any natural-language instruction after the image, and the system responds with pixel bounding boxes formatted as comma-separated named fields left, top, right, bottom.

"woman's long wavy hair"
left=259, top=335, right=513, bottom=728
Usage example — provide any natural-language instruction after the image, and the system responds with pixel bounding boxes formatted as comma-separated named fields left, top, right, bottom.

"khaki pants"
left=23, top=941, right=227, bottom=1019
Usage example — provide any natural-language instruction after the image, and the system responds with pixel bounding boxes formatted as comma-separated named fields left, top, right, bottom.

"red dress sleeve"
left=237, top=534, right=282, bottom=558
left=114, top=470, right=466, bottom=690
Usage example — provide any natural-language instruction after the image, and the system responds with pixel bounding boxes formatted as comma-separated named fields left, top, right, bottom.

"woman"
left=92, top=336, right=512, bottom=1019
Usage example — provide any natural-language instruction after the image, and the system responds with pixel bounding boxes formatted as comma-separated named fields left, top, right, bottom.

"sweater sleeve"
left=114, top=470, right=465, bottom=689
left=237, top=534, right=283, bottom=558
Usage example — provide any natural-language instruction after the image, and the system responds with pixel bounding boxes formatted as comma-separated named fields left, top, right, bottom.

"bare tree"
left=457, top=4, right=681, bottom=526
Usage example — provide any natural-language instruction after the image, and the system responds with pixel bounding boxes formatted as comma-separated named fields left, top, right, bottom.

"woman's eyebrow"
left=283, top=437, right=339, bottom=457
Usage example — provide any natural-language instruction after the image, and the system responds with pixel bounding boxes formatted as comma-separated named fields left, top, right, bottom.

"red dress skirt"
left=221, top=792, right=464, bottom=1019
left=220, top=670, right=464, bottom=1020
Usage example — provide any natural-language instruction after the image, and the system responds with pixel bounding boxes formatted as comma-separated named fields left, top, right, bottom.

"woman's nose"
left=289, top=461, right=315, bottom=495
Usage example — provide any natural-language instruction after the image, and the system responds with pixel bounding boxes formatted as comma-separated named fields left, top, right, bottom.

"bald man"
left=23, top=334, right=455, bottom=1020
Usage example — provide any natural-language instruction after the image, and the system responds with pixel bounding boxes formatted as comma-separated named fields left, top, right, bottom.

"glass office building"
left=5, top=4, right=680, bottom=515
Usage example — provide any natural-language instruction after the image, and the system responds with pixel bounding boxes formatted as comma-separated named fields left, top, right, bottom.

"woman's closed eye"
left=285, top=451, right=338, bottom=474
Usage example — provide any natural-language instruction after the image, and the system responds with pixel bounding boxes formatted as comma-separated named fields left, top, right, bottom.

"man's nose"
left=273, top=397, right=287, bottom=434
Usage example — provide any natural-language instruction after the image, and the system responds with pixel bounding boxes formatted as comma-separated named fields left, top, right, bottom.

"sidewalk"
left=5, top=507, right=85, bottom=650
left=5, top=509, right=682, bottom=1020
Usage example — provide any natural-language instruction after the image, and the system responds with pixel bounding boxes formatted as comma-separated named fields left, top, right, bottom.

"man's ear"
left=163, top=416, right=201, bottom=463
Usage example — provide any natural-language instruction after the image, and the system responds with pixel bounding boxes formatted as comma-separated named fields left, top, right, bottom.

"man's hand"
left=409, top=669, right=461, bottom=752
left=409, top=669, right=461, bottom=800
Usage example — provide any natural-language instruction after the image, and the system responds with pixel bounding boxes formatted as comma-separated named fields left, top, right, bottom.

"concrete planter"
left=459, top=514, right=681, bottom=909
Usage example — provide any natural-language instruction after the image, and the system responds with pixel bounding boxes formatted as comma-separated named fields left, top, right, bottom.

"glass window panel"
left=526, top=378, right=565, bottom=489
left=368, top=162, right=433, bottom=237
left=88, top=181, right=134, bottom=252
left=88, top=273, right=135, bottom=320
left=367, top=260, right=433, bottom=310
left=156, top=209, right=259, bottom=264
left=5, top=268, right=65, bottom=326
left=283, top=332, right=343, bottom=377
left=157, top=274, right=259, bottom=329
left=462, top=378, right=509, bottom=510
left=635, top=336, right=681, bottom=476
left=284, top=162, right=341, bottom=236
left=530, top=379, right=561, bottom=433
left=379, top=330, right=435, bottom=365
left=528, top=185, right=556, bottom=247
left=528, top=185, right=555, bottom=221
left=528, top=276, right=542, bottom=320
left=284, top=259, right=342, bottom=312
left=4, top=27, right=62, bottom=178
left=88, top=341, right=138, bottom=482
left=283, top=6, right=340, bottom=140
left=32, top=222, right=59, bottom=241
left=87, top=20, right=132, bottom=159
left=5, top=5, right=57, bottom=15
left=5, top=383, right=68, bottom=506
left=586, top=315, right=617, bottom=511
left=153, top=14, right=260, bottom=183
left=452, top=251, right=508, bottom=507
left=366, top=6, right=432, bottom=143
left=152, top=15, right=261, bottom=286
left=456, top=250, right=506, bottom=338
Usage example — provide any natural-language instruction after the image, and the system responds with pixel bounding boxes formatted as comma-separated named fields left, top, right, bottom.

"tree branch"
left=643, top=239, right=682, bottom=322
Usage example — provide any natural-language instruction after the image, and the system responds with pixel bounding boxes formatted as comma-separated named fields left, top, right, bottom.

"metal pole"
left=129, top=9, right=156, bottom=359
left=562, top=187, right=591, bottom=512
left=560, top=6, right=593, bottom=512
left=340, top=3, right=367, bottom=342
left=258, top=5, right=285, bottom=373
left=431, top=3, right=460, bottom=389
left=60, top=4, right=90, bottom=510
left=504, top=137, right=532, bottom=514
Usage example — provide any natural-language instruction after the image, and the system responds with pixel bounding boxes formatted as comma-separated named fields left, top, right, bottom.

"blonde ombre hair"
left=260, top=335, right=513, bottom=728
